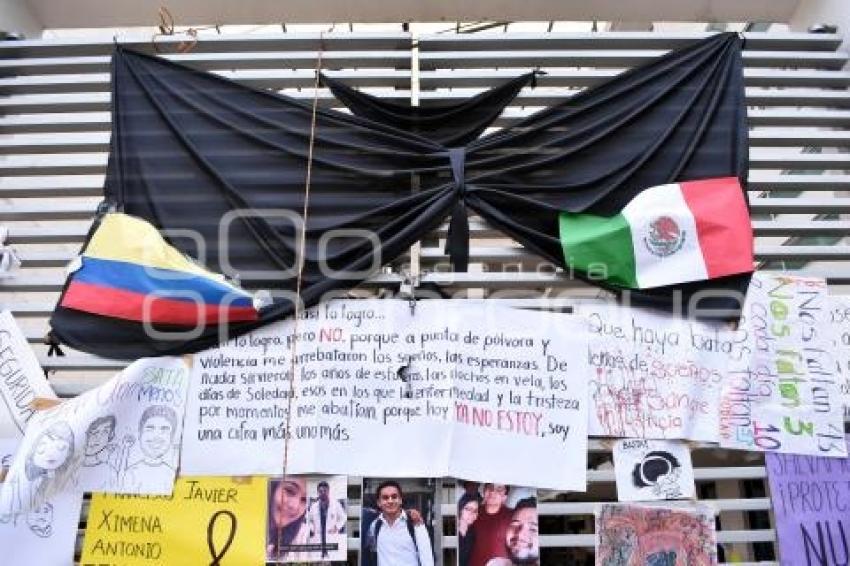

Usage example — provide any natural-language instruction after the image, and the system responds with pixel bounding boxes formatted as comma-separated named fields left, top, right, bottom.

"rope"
left=274, top=32, right=325, bottom=565
left=151, top=6, right=215, bottom=53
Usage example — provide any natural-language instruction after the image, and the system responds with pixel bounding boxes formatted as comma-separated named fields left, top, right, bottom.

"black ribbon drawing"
left=207, top=510, right=237, bottom=566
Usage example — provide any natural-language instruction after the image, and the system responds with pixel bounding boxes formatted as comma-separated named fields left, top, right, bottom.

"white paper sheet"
left=0, top=357, right=189, bottom=515
left=181, top=300, right=590, bottom=491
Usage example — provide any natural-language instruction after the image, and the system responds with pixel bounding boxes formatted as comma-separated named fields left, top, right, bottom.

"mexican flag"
left=559, top=177, right=754, bottom=289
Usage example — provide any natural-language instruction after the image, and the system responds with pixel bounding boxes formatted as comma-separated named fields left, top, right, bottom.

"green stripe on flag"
left=558, top=211, right=638, bottom=288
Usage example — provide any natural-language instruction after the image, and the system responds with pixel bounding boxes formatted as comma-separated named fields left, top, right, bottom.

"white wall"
left=791, top=0, right=850, bottom=60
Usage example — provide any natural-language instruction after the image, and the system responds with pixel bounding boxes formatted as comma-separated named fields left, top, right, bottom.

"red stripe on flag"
left=61, top=280, right=258, bottom=325
left=680, top=177, right=754, bottom=279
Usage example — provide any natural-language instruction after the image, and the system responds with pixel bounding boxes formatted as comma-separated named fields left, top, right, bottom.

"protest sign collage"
left=1, top=272, right=849, bottom=564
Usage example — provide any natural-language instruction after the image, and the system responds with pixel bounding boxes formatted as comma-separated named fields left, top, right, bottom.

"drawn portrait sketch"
left=79, top=415, right=122, bottom=491
left=23, top=422, right=76, bottom=507
left=120, top=405, right=179, bottom=493
left=0, top=489, right=83, bottom=565
left=0, top=358, right=188, bottom=517
left=595, top=504, right=718, bottom=566
left=613, top=440, right=695, bottom=502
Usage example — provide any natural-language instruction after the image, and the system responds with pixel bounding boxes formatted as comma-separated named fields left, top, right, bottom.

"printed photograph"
left=266, top=475, right=348, bottom=563
left=360, top=478, right=436, bottom=566
left=457, top=481, right=539, bottom=566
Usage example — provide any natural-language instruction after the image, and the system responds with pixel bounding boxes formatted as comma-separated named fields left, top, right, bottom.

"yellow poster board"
left=80, top=476, right=267, bottom=566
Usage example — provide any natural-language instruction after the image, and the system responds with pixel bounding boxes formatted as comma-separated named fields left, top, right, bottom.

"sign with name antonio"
left=81, top=476, right=267, bottom=566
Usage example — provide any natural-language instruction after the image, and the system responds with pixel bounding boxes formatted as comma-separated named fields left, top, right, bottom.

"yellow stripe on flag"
left=85, top=213, right=235, bottom=286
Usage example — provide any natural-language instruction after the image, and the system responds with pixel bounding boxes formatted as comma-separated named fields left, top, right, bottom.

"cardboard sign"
left=766, top=437, right=850, bottom=566
left=182, top=301, right=589, bottom=491
left=613, top=439, right=695, bottom=502
left=81, top=476, right=267, bottom=566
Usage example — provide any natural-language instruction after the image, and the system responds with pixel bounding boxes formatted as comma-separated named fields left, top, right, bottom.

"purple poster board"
left=766, top=436, right=850, bottom=566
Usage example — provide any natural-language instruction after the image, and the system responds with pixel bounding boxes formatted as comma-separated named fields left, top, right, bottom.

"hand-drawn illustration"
left=26, top=502, right=53, bottom=538
left=613, top=440, right=695, bottom=502
left=0, top=490, right=83, bottom=565
left=595, top=503, right=718, bottom=566
left=632, top=451, right=682, bottom=499
left=0, top=358, right=188, bottom=513
left=121, top=405, right=178, bottom=493
left=0, top=439, right=14, bottom=483
left=24, top=422, right=76, bottom=506
left=79, top=415, right=122, bottom=491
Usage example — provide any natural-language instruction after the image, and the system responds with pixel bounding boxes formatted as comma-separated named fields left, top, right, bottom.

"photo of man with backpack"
left=361, top=479, right=435, bottom=566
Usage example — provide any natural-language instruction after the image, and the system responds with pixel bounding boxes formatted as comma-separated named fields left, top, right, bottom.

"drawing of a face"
left=31, top=431, right=72, bottom=471
left=85, top=420, right=114, bottom=457
left=506, top=505, right=539, bottom=563
left=27, top=502, right=53, bottom=538
left=272, top=479, right=307, bottom=527
left=139, top=416, right=173, bottom=459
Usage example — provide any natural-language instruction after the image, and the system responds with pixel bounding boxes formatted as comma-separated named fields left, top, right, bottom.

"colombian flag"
left=60, top=213, right=257, bottom=325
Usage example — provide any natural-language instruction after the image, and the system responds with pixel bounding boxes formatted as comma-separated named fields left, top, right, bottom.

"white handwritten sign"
left=719, top=273, right=846, bottom=457
left=0, top=311, right=57, bottom=438
left=0, top=357, right=189, bottom=515
left=181, top=300, right=589, bottom=491
left=827, top=296, right=850, bottom=420
left=579, top=303, right=735, bottom=441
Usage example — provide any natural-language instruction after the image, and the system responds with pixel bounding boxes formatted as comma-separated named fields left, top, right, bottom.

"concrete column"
left=0, top=0, right=42, bottom=39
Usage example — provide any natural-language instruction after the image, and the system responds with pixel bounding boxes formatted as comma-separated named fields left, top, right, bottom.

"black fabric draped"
left=50, top=33, right=750, bottom=359
left=319, top=71, right=538, bottom=145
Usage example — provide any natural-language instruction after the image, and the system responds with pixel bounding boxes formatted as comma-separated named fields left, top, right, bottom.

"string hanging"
left=274, top=30, right=326, bottom=565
